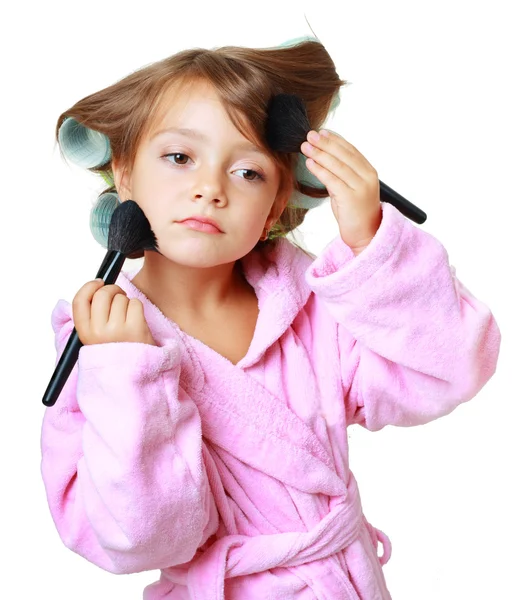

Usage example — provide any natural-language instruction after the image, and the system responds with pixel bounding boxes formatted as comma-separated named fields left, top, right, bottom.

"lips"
left=178, top=217, right=223, bottom=233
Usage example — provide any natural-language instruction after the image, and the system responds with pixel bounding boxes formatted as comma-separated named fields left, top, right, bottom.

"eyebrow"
left=150, top=127, right=269, bottom=157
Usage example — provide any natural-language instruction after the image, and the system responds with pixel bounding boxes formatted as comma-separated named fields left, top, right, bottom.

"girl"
left=40, top=37, right=501, bottom=599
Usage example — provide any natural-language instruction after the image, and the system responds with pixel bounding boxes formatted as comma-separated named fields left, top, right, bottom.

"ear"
left=111, top=158, right=132, bottom=200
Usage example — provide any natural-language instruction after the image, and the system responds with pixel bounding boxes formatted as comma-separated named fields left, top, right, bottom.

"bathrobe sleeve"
left=305, top=202, right=501, bottom=431
left=40, top=300, right=219, bottom=574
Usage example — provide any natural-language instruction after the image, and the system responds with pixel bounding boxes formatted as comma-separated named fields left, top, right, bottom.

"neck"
left=131, top=249, right=251, bottom=321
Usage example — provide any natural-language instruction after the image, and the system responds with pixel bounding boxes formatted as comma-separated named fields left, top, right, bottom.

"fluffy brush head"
left=265, top=94, right=311, bottom=153
left=107, top=200, right=158, bottom=256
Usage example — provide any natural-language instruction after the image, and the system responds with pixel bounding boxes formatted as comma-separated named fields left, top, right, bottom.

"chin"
left=154, top=241, right=237, bottom=267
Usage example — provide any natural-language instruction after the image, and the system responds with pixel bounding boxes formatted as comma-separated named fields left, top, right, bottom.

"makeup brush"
left=265, top=94, right=427, bottom=224
left=42, top=200, right=158, bottom=407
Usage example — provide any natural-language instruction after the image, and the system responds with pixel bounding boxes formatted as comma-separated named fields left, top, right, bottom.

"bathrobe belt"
left=161, top=474, right=389, bottom=600
left=162, top=357, right=392, bottom=597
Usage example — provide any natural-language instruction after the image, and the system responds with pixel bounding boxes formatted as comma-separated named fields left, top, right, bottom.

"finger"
left=127, top=299, right=154, bottom=344
left=108, top=292, right=129, bottom=327
left=91, top=284, right=127, bottom=330
left=126, top=298, right=147, bottom=329
left=316, top=129, right=352, bottom=152
left=72, top=279, right=105, bottom=335
left=307, top=129, right=357, bottom=160
left=305, top=157, right=351, bottom=197
left=305, top=130, right=377, bottom=183
left=302, top=141, right=365, bottom=190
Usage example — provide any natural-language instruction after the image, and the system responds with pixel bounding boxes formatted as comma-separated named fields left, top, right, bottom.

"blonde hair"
left=56, top=39, right=348, bottom=257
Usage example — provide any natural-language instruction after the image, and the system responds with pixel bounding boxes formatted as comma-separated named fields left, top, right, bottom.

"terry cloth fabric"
left=41, top=202, right=501, bottom=599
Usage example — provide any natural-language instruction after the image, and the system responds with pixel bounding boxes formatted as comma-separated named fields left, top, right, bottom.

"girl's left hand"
left=300, top=129, right=382, bottom=254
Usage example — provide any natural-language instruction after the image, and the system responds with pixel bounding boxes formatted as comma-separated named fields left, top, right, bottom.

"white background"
left=1, top=0, right=527, bottom=598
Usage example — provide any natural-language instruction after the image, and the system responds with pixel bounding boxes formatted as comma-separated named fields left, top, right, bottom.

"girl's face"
left=113, top=80, right=285, bottom=267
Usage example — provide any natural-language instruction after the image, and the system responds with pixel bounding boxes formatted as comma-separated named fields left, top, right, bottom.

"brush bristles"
left=265, top=94, right=311, bottom=153
left=108, top=200, right=158, bottom=256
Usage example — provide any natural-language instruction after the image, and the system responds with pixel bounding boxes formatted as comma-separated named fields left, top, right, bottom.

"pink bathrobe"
left=40, top=202, right=501, bottom=599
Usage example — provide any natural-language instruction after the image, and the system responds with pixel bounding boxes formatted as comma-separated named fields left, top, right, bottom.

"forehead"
left=163, top=79, right=219, bottom=111
left=145, top=79, right=275, bottom=162
left=148, top=79, right=236, bottom=137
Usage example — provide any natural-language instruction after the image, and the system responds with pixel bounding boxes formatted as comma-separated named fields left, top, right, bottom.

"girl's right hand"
left=72, top=279, right=157, bottom=346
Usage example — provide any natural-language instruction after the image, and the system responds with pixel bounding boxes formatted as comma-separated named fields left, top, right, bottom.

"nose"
left=192, top=165, right=227, bottom=205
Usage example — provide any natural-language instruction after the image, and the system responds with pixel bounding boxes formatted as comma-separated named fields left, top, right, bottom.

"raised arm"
left=305, top=202, right=501, bottom=431
left=40, top=300, right=219, bottom=573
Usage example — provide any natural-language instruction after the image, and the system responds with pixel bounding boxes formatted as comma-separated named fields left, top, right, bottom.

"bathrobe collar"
left=117, top=238, right=316, bottom=370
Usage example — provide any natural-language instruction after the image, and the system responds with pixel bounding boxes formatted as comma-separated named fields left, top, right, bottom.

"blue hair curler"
left=278, top=35, right=317, bottom=48
left=58, top=117, right=111, bottom=169
left=89, top=192, right=120, bottom=248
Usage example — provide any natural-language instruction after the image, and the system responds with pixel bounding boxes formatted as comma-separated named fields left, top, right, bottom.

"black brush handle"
left=42, top=250, right=126, bottom=407
left=379, top=180, right=427, bottom=224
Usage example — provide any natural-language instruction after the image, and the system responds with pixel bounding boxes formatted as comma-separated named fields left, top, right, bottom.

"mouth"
left=176, top=219, right=223, bottom=234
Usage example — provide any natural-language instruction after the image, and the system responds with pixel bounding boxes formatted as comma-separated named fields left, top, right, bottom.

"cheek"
left=242, top=209, right=270, bottom=239
left=129, top=156, right=165, bottom=195
left=130, top=175, right=170, bottom=217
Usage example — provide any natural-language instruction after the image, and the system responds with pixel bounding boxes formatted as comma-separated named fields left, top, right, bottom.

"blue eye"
left=162, top=154, right=266, bottom=183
